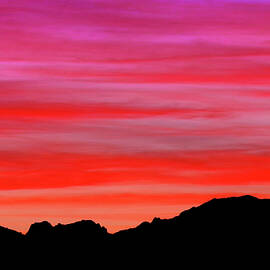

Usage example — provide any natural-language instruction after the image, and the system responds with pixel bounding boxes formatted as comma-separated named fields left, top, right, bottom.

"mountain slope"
left=111, top=195, right=270, bottom=254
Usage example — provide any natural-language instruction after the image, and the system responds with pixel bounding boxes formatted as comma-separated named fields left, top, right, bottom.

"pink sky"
left=0, top=0, right=270, bottom=233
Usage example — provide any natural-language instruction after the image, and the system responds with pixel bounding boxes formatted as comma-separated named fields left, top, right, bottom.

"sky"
left=1, top=0, right=270, bottom=233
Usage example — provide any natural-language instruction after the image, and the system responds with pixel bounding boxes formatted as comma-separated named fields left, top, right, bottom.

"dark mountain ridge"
left=1, top=195, right=269, bottom=266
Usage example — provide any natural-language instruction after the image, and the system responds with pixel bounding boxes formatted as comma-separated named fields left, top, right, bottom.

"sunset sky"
left=1, top=0, right=270, bottom=233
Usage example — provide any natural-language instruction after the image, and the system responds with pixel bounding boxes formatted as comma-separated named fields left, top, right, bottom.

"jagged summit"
left=26, top=221, right=53, bottom=238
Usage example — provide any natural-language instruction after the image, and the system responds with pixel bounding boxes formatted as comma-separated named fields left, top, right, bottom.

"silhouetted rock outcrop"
left=1, top=195, right=269, bottom=267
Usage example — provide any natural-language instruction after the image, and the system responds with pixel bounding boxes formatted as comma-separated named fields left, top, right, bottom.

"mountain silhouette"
left=1, top=195, right=269, bottom=267
left=26, top=219, right=107, bottom=243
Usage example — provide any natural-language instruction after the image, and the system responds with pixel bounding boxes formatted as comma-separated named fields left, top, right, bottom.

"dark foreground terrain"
left=1, top=195, right=269, bottom=266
